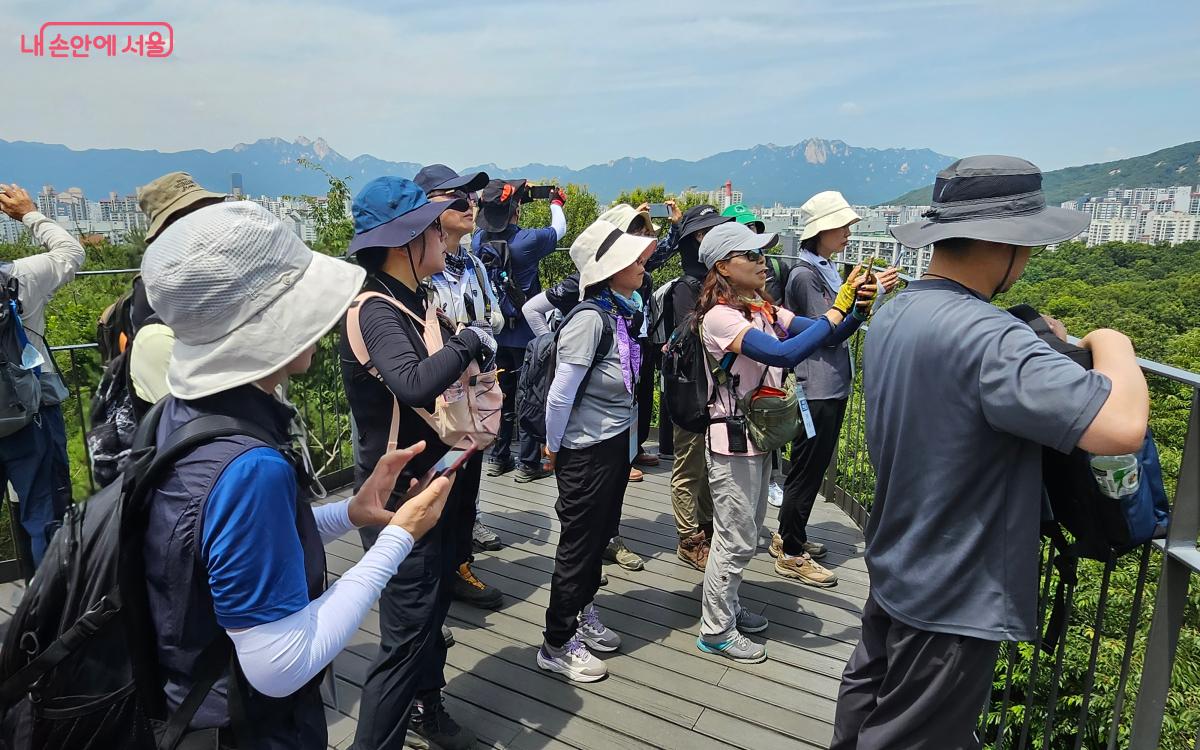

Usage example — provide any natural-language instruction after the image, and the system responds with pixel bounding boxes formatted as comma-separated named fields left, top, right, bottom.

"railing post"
left=1131, top=387, right=1200, bottom=747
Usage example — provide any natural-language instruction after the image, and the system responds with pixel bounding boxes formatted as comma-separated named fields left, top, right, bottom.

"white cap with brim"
left=698, top=222, right=779, bottom=269
left=572, top=219, right=657, bottom=301
left=142, top=202, right=366, bottom=399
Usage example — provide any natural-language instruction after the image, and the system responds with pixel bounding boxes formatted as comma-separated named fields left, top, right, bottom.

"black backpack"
left=0, top=263, right=42, bottom=440
left=477, top=236, right=527, bottom=331
left=515, top=302, right=614, bottom=443
left=0, top=401, right=273, bottom=750
left=764, top=255, right=793, bottom=304
left=86, top=350, right=150, bottom=489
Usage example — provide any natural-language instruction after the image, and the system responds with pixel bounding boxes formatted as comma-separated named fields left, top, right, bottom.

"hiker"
left=769, top=191, right=899, bottom=587
left=415, top=164, right=507, bottom=611
left=342, top=176, right=496, bottom=750
left=830, top=156, right=1149, bottom=750
left=693, top=221, right=875, bottom=664
left=138, top=200, right=452, bottom=748
left=536, top=218, right=657, bottom=682
left=0, top=183, right=82, bottom=571
left=473, top=180, right=567, bottom=483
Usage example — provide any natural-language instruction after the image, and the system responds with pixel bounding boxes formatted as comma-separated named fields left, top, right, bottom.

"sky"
left=4, top=0, right=1199, bottom=172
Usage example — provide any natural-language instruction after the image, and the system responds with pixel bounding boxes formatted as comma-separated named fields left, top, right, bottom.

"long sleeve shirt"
left=9, top=211, right=86, bottom=373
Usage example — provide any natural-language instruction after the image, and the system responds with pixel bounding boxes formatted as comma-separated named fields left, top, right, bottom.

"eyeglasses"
left=430, top=189, right=477, bottom=207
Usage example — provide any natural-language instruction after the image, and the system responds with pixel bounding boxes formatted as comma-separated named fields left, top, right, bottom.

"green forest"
left=1, top=167, right=1199, bottom=747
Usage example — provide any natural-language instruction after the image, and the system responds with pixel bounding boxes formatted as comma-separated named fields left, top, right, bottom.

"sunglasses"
left=431, top=189, right=477, bottom=207
left=728, top=250, right=765, bottom=264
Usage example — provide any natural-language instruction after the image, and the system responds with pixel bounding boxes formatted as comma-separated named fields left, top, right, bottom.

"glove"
left=551, top=187, right=567, bottom=207
left=832, top=278, right=859, bottom=316
left=466, top=322, right=497, bottom=368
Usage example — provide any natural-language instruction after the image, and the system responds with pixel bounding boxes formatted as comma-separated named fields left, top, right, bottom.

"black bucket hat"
left=678, top=204, right=733, bottom=240
left=477, top=179, right=527, bottom=233
left=890, top=155, right=1090, bottom=249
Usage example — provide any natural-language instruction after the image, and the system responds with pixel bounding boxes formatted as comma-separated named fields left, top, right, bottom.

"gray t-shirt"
left=556, top=309, right=636, bottom=450
left=863, top=279, right=1111, bottom=641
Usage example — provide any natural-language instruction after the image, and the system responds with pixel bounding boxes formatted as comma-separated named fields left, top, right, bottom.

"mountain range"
left=0, top=136, right=954, bottom=206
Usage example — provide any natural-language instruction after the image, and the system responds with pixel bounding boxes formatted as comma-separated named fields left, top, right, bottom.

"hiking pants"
left=700, top=450, right=770, bottom=638
left=779, top=398, right=846, bottom=555
left=831, top=594, right=1001, bottom=750
left=670, top=426, right=712, bottom=540
left=635, top=339, right=656, bottom=454
left=0, top=404, right=71, bottom=572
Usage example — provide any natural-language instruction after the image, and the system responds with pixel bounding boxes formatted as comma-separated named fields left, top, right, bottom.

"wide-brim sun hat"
left=347, top=176, right=468, bottom=256
left=572, top=219, right=657, bottom=301
left=573, top=204, right=658, bottom=268
left=890, top=155, right=1091, bottom=249
left=799, top=191, right=861, bottom=241
left=414, top=164, right=489, bottom=194
left=478, top=179, right=527, bottom=233
left=137, top=171, right=228, bottom=242
left=698, top=221, right=779, bottom=269
left=141, top=201, right=366, bottom=399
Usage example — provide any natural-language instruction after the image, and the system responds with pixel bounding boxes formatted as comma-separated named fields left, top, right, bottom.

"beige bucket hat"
left=571, top=219, right=656, bottom=301
left=799, top=190, right=861, bottom=241
left=137, top=171, right=228, bottom=242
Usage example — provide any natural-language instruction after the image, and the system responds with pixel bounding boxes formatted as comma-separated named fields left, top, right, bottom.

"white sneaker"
left=536, top=635, right=608, bottom=682
left=577, top=603, right=621, bottom=652
left=767, top=482, right=783, bottom=507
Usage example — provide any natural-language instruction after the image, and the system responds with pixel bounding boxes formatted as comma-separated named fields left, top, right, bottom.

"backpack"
left=345, top=291, right=503, bottom=451
left=515, top=302, right=614, bottom=443
left=86, top=351, right=144, bottom=488
left=647, top=278, right=677, bottom=346
left=476, top=237, right=527, bottom=331
left=764, top=255, right=793, bottom=304
left=0, top=401, right=273, bottom=750
left=96, top=277, right=143, bottom=365
left=1009, top=304, right=1170, bottom=651
left=0, top=263, right=43, bottom=439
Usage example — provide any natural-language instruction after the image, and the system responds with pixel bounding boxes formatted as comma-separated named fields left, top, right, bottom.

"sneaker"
left=599, top=571, right=608, bottom=587
left=407, top=693, right=476, bottom=750
left=514, top=465, right=553, bottom=483
left=775, top=552, right=838, bottom=587
left=767, top=482, right=784, bottom=507
left=577, top=603, right=621, bottom=652
left=633, top=451, right=660, bottom=467
left=536, top=636, right=608, bottom=682
left=677, top=532, right=709, bottom=571
left=628, top=466, right=644, bottom=482
left=768, top=531, right=828, bottom=560
left=697, top=631, right=767, bottom=663
left=452, top=562, right=504, bottom=608
left=486, top=460, right=514, bottom=477
left=736, top=608, right=769, bottom=634
left=441, top=625, right=454, bottom=648
left=471, top=518, right=502, bottom=552
left=603, top=537, right=644, bottom=571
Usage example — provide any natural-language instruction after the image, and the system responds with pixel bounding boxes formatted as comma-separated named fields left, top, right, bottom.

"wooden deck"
left=0, top=456, right=870, bottom=750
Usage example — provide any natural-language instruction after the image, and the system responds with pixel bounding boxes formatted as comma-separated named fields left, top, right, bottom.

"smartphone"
left=725, top=416, right=749, bottom=454
left=432, top=442, right=481, bottom=480
left=524, top=185, right=555, bottom=201
left=647, top=203, right=672, bottom=219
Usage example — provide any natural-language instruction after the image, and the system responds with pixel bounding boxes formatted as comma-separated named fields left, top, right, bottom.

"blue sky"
left=4, top=0, right=1199, bottom=172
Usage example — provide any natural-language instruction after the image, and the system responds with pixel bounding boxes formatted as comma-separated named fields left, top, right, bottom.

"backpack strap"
left=567, top=303, right=615, bottom=409
left=156, top=636, right=233, bottom=750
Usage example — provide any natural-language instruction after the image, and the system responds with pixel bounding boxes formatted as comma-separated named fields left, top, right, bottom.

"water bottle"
left=1089, top=454, right=1140, bottom=499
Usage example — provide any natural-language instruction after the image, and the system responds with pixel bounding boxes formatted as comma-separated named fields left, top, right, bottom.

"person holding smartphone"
left=693, top=222, right=874, bottom=664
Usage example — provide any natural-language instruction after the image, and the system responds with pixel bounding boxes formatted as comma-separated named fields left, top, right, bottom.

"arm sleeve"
left=227, top=525, right=414, bottom=698
left=12, top=212, right=86, bottom=302
left=825, top=313, right=863, bottom=347
left=739, top=322, right=837, bottom=368
left=549, top=203, right=567, bottom=241
left=311, top=498, right=355, bottom=545
left=645, top=223, right=681, bottom=273
left=545, top=361, right=589, bottom=453
left=358, top=298, right=483, bottom=408
left=522, top=293, right=557, bottom=338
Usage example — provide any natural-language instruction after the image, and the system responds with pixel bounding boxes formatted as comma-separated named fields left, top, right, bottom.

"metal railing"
left=812, top=261, right=1200, bottom=749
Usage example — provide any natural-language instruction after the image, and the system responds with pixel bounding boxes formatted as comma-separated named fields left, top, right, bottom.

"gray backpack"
left=0, top=262, right=43, bottom=438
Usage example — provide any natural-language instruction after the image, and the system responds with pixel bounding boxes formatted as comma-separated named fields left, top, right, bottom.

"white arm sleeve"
left=549, top=203, right=567, bottom=241
left=226, top=525, right=413, bottom=697
left=545, top=361, right=588, bottom=453
left=13, top=212, right=86, bottom=302
left=311, top=498, right=356, bottom=544
left=522, top=292, right=557, bottom=338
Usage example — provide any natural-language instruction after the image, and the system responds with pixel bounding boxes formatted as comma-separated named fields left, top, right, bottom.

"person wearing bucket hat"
left=692, top=221, right=877, bottom=665
left=136, top=201, right=452, bottom=748
left=472, top=179, right=568, bottom=482
left=766, top=191, right=900, bottom=588
left=831, top=156, right=1149, bottom=749
left=534, top=218, right=656, bottom=682
left=341, top=176, right=494, bottom=750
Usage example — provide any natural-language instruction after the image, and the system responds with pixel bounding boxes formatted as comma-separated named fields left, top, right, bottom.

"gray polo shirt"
left=863, top=279, right=1111, bottom=641
left=556, top=309, right=636, bottom=450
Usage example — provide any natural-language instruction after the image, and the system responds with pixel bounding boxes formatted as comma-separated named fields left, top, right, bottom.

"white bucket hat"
left=571, top=218, right=656, bottom=301
left=142, top=201, right=366, bottom=399
left=568, top=204, right=657, bottom=268
left=799, top=190, right=861, bottom=241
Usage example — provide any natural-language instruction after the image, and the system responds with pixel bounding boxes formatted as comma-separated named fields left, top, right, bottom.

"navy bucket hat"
left=347, top=177, right=468, bottom=256
left=413, top=164, right=489, bottom=195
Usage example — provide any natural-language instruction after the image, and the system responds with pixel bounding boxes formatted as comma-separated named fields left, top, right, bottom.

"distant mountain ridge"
left=888, top=141, right=1200, bottom=206
left=0, top=135, right=955, bottom=205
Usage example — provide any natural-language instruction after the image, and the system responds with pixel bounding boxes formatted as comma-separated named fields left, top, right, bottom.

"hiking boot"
left=633, top=451, right=660, bottom=467
left=514, top=465, right=553, bottom=483
left=577, top=603, right=621, bottom=652
left=628, top=466, right=644, bottom=482
left=769, top=532, right=828, bottom=561
left=736, top=608, right=769, bottom=634
left=767, top=481, right=783, bottom=507
left=486, top=460, right=514, bottom=477
left=697, top=631, right=767, bottom=664
left=407, top=694, right=475, bottom=750
left=603, top=537, right=644, bottom=571
left=599, top=571, right=608, bottom=587
left=453, top=562, right=504, bottom=608
left=471, top=518, right=501, bottom=552
left=677, top=532, right=709, bottom=571
left=441, top=625, right=454, bottom=648
left=537, top=635, right=608, bottom=682
left=775, top=552, right=838, bottom=587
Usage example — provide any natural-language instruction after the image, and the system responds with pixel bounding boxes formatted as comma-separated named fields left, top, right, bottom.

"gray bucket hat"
left=890, top=155, right=1090, bottom=249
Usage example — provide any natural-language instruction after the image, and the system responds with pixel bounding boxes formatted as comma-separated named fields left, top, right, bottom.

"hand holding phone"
left=647, top=203, right=672, bottom=219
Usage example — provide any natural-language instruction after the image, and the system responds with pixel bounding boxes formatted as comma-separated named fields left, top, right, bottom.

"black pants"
left=831, top=594, right=1000, bottom=750
left=353, top=453, right=481, bottom=750
left=544, top=429, right=631, bottom=647
left=490, top=346, right=541, bottom=470
left=636, top=339, right=656, bottom=454
left=779, top=398, right=846, bottom=555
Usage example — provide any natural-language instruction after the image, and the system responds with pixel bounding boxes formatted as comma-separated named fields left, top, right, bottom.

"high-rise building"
left=231, top=173, right=244, bottom=197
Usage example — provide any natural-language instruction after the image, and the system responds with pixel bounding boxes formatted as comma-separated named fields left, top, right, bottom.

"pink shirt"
left=701, top=303, right=795, bottom=456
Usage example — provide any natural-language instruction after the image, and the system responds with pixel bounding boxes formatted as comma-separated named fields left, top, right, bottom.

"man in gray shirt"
left=832, top=156, right=1150, bottom=750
